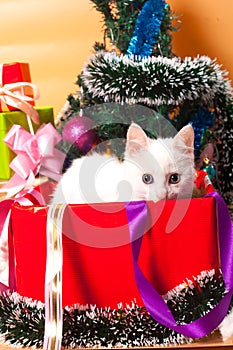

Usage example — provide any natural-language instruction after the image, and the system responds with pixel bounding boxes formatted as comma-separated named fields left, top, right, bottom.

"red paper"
left=10, top=196, right=219, bottom=308
left=0, top=62, right=34, bottom=112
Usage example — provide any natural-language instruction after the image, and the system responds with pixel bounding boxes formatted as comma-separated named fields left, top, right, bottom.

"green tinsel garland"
left=80, top=53, right=232, bottom=105
left=0, top=269, right=231, bottom=348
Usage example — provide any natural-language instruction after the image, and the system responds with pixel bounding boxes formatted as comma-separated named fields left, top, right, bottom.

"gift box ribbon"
left=0, top=81, right=40, bottom=125
left=44, top=204, right=66, bottom=350
left=1, top=123, right=66, bottom=197
left=126, top=192, right=233, bottom=338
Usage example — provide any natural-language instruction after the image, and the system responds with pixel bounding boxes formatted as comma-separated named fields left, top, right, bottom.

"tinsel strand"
left=127, top=0, right=167, bottom=57
left=0, top=269, right=231, bottom=348
left=81, top=53, right=232, bottom=106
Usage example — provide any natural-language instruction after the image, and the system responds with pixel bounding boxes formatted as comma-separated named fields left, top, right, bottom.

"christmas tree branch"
left=81, top=53, right=232, bottom=106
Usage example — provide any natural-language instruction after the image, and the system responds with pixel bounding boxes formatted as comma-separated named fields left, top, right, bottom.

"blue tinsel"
left=190, top=108, right=215, bottom=155
left=127, top=0, right=167, bottom=57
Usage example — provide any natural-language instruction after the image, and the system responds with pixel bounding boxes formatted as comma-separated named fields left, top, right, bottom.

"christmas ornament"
left=62, top=115, right=97, bottom=153
left=203, top=164, right=215, bottom=180
left=203, top=157, right=216, bottom=180
left=200, top=144, right=216, bottom=180
left=194, top=169, right=215, bottom=195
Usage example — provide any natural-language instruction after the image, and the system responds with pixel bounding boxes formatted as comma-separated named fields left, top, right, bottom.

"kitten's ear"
left=174, top=125, right=194, bottom=154
left=126, top=123, right=150, bottom=155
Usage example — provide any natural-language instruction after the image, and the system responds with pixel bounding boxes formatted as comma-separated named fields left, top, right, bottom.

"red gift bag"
left=10, top=196, right=219, bottom=309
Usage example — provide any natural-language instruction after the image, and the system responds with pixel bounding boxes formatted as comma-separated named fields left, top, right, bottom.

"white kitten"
left=28, top=122, right=233, bottom=341
left=50, top=123, right=195, bottom=204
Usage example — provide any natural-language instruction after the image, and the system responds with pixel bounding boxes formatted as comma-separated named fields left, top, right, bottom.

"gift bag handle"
left=125, top=192, right=233, bottom=338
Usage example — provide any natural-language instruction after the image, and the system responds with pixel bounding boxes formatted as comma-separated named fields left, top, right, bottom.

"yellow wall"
left=167, top=0, right=233, bottom=82
left=1, top=0, right=233, bottom=118
left=0, top=1, right=103, bottom=117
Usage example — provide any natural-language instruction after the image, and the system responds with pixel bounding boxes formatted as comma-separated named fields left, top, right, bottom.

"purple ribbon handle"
left=125, top=192, right=233, bottom=338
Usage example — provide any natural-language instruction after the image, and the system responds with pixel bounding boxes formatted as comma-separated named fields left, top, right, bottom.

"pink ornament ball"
left=62, top=116, right=97, bottom=153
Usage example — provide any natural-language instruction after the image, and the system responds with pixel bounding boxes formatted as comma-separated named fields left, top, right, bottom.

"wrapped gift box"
left=0, top=107, right=54, bottom=179
left=0, top=62, right=34, bottom=112
left=10, top=195, right=219, bottom=308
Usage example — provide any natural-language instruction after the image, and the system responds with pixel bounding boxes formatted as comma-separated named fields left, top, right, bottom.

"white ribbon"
left=43, top=204, right=66, bottom=350
left=0, top=63, right=40, bottom=132
left=0, top=210, right=11, bottom=286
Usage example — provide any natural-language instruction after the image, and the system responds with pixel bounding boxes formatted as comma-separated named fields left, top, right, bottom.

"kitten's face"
left=124, top=123, right=195, bottom=201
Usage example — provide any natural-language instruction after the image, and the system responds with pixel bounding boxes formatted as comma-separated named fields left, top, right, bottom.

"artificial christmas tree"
left=56, top=0, right=232, bottom=204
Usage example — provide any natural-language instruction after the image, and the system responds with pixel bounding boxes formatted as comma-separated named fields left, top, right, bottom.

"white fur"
left=219, top=308, right=233, bottom=341
left=50, top=123, right=195, bottom=204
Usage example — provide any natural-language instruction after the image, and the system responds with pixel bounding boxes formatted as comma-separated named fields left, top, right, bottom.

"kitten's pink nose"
left=156, top=191, right=167, bottom=201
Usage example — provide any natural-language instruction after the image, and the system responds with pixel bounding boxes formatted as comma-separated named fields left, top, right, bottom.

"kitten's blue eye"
left=169, top=173, right=181, bottom=184
left=142, top=173, right=154, bottom=184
